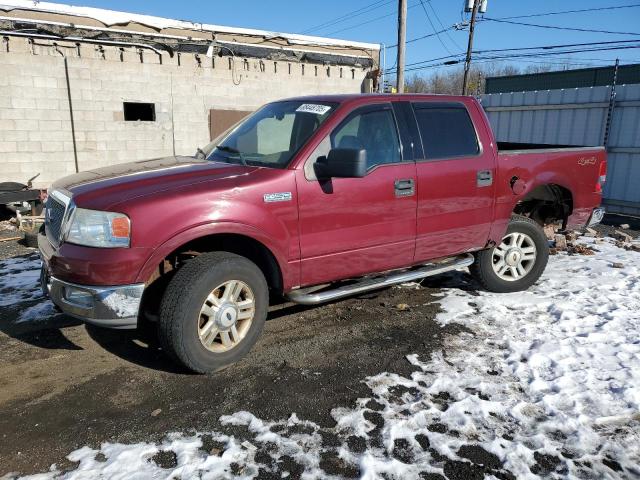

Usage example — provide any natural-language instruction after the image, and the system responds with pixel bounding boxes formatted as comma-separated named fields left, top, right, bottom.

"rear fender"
left=489, top=170, right=575, bottom=244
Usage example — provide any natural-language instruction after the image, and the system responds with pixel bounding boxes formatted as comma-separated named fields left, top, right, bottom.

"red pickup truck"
left=38, top=94, right=606, bottom=373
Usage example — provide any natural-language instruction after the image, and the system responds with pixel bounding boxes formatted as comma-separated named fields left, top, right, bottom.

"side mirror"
left=314, top=148, right=367, bottom=179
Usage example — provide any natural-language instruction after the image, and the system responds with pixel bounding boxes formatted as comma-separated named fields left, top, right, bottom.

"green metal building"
left=485, top=63, right=640, bottom=94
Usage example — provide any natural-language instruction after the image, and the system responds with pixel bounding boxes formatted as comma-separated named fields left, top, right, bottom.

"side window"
left=413, top=103, right=479, bottom=159
left=330, top=107, right=401, bottom=169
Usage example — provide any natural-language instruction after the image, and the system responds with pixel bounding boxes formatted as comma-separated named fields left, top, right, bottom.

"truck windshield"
left=202, top=101, right=337, bottom=168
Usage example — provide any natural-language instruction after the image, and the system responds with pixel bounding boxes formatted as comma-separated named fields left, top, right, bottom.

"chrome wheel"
left=491, top=232, right=537, bottom=282
left=198, top=280, right=255, bottom=353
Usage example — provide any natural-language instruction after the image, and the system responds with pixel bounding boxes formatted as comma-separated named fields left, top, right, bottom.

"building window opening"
left=123, top=102, right=156, bottom=121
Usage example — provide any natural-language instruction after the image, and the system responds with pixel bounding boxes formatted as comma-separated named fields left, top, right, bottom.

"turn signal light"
left=111, top=216, right=131, bottom=238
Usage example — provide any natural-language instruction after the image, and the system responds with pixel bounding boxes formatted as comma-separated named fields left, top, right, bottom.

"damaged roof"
left=0, top=0, right=381, bottom=51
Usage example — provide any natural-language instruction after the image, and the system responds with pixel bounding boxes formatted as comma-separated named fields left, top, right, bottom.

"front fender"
left=135, top=221, right=297, bottom=289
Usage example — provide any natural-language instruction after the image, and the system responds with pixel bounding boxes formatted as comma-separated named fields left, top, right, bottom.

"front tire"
left=158, top=252, right=268, bottom=373
left=470, top=215, right=549, bottom=293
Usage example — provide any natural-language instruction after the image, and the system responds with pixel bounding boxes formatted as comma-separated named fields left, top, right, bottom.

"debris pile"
left=0, top=219, right=17, bottom=232
left=547, top=223, right=640, bottom=257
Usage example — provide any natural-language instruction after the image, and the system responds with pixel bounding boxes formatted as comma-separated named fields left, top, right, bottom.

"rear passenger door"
left=412, top=101, right=496, bottom=261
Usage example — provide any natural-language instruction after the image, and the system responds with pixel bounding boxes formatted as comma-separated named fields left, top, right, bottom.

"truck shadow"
left=83, top=301, right=345, bottom=374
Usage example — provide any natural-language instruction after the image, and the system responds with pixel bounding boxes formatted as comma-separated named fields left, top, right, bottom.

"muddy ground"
left=0, top=214, right=636, bottom=478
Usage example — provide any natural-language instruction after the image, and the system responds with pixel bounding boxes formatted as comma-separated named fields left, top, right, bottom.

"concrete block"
left=0, top=119, right=16, bottom=130
left=17, top=141, right=42, bottom=153
left=9, top=75, right=33, bottom=87
left=33, top=77, right=58, bottom=89
left=11, top=98, right=37, bottom=109
left=0, top=130, right=28, bottom=142
left=36, top=98, right=63, bottom=110
left=29, top=130, right=70, bottom=142
left=0, top=141, right=17, bottom=153
left=38, top=120, right=63, bottom=131
left=14, top=119, right=39, bottom=131
left=41, top=141, right=64, bottom=152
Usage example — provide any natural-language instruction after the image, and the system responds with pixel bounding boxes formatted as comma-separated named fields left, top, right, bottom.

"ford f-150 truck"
left=38, top=94, right=607, bottom=373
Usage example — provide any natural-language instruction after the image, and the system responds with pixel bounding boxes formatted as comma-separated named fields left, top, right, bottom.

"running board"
left=286, top=254, right=474, bottom=305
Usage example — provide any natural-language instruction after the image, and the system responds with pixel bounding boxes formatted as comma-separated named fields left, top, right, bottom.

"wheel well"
left=139, top=234, right=283, bottom=322
left=148, top=233, right=283, bottom=291
left=513, top=184, right=573, bottom=227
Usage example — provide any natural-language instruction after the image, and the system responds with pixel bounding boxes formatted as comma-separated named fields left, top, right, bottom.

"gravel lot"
left=0, top=216, right=637, bottom=479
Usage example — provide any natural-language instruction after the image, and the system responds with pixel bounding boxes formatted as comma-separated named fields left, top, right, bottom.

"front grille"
left=45, top=195, right=66, bottom=244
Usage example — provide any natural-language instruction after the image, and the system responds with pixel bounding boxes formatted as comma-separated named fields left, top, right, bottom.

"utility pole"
left=462, top=0, right=480, bottom=95
left=396, top=0, right=407, bottom=93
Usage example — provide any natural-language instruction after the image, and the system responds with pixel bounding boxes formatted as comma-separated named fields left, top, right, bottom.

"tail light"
left=596, top=159, right=607, bottom=193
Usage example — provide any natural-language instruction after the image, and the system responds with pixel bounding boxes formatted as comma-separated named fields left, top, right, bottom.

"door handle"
left=477, top=170, right=493, bottom=187
left=394, top=178, right=415, bottom=197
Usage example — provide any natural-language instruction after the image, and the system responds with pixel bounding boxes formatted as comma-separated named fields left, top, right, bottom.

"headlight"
left=65, top=208, right=131, bottom=248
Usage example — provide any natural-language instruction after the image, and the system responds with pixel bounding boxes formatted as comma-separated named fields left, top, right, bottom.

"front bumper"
left=41, top=266, right=144, bottom=329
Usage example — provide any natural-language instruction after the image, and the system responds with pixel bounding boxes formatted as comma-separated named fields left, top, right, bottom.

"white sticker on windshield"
left=296, top=104, right=331, bottom=115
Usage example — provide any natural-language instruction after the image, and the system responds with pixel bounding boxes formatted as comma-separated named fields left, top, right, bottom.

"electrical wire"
left=300, top=0, right=393, bottom=34
left=386, top=26, right=458, bottom=49
left=324, top=2, right=422, bottom=36
left=426, top=0, right=463, bottom=50
left=388, top=44, right=640, bottom=74
left=494, top=4, right=640, bottom=21
left=481, top=17, right=640, bottom=37
left=387, top=39, right=640, bottom=71
left=418, top=0, right=453, bottom=54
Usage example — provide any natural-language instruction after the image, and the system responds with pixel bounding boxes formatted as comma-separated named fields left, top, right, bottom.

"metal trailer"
left=481, top=83, right=640, bottom=216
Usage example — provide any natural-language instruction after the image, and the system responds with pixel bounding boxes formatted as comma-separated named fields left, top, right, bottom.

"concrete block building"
left=0, top=1, right=380, bottom=188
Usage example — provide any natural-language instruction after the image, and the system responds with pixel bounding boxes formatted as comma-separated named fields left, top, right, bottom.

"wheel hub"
left=505, top=248, right=522, bottom=266
left=216, top=303, right=238, bottom=329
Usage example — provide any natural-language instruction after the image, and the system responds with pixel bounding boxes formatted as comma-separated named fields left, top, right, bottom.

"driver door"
left=295, top=103, right=417, bottom=287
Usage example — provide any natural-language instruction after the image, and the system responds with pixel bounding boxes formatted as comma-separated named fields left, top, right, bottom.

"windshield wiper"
left=215, top=145, right=248, bottom=166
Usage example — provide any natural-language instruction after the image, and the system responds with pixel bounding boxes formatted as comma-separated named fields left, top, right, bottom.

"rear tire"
left=470, top=215, right=549, bottom=293
left=158, top=251, right=268, bottom=373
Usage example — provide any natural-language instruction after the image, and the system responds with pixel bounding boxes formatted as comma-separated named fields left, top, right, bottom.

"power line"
left=385, top=40, right=640, bottom=73
left=494, top=4, right=640, bottom=20
left=388, top=44, right=640, bottom=74
left=386, top=26, right=458, bottom=49
left=325, top=2, right=421, bottom=36
left=425, top=0, right=463, bottom=50
left=418, top=0, right=453, bottom=55
left=482, top=17, right=640, bottom=37
left=300, top=0, right=393, bottom=34
left=388, top=39, right=640, bottom=71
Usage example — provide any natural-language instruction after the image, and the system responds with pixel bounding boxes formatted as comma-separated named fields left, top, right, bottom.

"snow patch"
left=0, top=254, right=44, bottom=307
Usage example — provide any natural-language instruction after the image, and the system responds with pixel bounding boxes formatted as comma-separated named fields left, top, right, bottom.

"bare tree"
left=404, top=63, right=559, bottom=95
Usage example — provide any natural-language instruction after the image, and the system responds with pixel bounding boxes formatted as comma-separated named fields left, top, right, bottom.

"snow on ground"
left=0, top=253, right=45, bottom=307
left=0, top=253, right=57, bottom=321
left=5, top=238, right=640, bottom=479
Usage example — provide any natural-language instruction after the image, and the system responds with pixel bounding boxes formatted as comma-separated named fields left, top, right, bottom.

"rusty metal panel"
left=208, top=109, right=253, bottom=141
left=481, top=85, right=640, bottom=216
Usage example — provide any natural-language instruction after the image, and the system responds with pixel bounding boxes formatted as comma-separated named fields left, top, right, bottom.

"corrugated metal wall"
left=481, top=84, right=640, bottom=216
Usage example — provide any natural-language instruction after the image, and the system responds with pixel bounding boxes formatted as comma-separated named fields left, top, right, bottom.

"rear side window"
left=413, top=103, right=479, bottom=159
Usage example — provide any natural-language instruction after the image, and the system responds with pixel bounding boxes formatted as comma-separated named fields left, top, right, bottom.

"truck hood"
left=51, top=156, right=258, bottom=210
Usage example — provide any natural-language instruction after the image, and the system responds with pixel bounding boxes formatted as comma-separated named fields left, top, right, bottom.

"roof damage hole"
left=123, top=102, right=156, bottom=122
